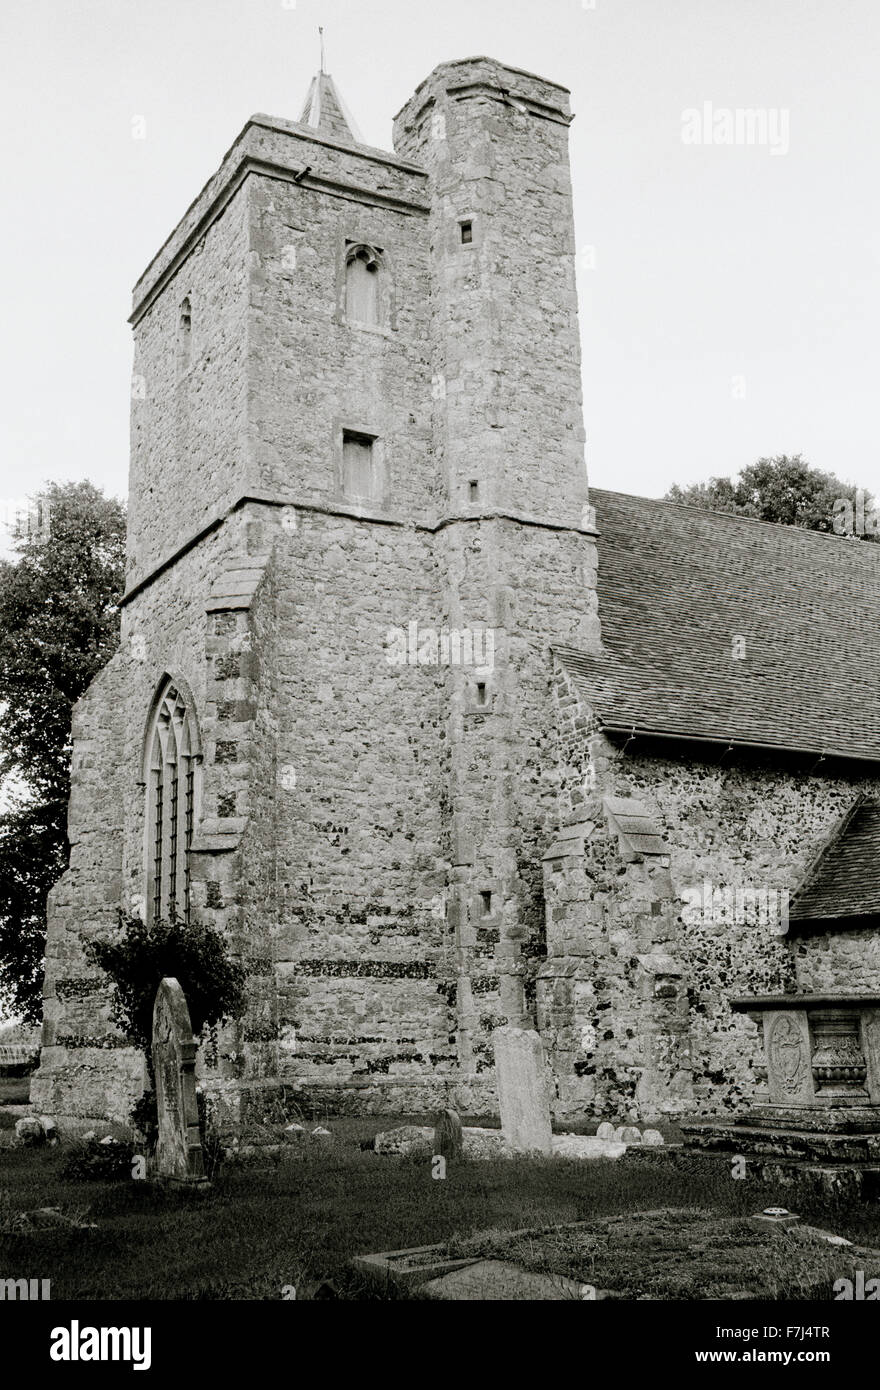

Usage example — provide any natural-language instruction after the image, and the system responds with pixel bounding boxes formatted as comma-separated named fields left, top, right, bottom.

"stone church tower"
left=33, top=58, right=600, bottom=1122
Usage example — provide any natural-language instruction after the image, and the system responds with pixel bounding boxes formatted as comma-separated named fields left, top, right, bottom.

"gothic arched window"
left=145, top=679, right=202, bottom=923
left=344, top=243, right=384, bottom=327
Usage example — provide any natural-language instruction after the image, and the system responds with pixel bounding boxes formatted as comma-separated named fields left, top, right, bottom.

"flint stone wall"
left=540, top=662, right=880, bottom=1125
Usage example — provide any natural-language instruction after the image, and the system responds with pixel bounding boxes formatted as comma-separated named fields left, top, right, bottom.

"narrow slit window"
left=177, top=296, right=192, bottom=373
left=469, top=480, right=479, bottom=502
left=342, top=431, right=377, bottom=502
left=476, top=681, right=488, bottom=706
left=460, top=220, right=473, bottom=245
left=480, top=890, right=493, bottom=917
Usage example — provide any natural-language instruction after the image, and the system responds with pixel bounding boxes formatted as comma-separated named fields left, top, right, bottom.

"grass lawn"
left=0, top=1078, right=30, bottom=1107
left=441, top=1207, right=880, bottom=1300
left=2, top=1116, right=880, bottom=1299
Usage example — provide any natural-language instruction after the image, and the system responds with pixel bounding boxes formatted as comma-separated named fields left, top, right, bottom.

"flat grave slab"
left=419, top=1260, right=584, bottom=1300
left=354, top=1244, right=481, bottom=1289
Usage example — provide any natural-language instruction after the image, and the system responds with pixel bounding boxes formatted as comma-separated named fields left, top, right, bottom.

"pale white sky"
left=1, top=0, right=878, bottom=524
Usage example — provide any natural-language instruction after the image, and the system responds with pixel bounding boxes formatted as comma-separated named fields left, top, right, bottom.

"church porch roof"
left=788, top=797, right=880, bottom=924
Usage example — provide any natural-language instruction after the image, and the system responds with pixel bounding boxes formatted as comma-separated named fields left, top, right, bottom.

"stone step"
left=639, top=1139, right=880, bottom=1200
left=681, top=1120, right=880, bottom=1163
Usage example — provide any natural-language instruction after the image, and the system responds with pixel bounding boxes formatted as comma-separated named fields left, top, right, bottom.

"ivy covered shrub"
left=130, top=1092, right=159, bottom=1151
left=60, top=1136, right=134, bottom=1182
left=84, top=912, right=246, bottom=1061
left=83, top=912, right=246, bottom=1155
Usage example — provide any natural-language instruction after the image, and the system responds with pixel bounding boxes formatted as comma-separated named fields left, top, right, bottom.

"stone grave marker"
left=433, top=1108, right=463, bottom=1160
left=152, top=976, right=206, bottom=1184
left=493, top=1026, right=553, bottom=1155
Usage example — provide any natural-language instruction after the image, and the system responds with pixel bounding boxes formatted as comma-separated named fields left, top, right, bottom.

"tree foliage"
left=0, top=481, right=125, bottom=1020
left=665, top=455, right=874, bottom=537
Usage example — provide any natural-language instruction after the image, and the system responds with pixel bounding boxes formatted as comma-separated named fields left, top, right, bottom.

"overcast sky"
left=1, top=0, right=878, bottom=542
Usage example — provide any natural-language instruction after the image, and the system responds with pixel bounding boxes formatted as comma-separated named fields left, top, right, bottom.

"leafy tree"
left=666, top=455, right=874, bottom=537
left=0, top=481, right=125, bottom=1020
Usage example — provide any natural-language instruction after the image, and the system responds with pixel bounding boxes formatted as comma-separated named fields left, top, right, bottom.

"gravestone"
left=433, top=1108, right=463, bottom=1160
left=615, top=1125, right=642, bottom=1144
left=493, top=1026, right=553, bottom=1155
left=152, top=977, right=206, bottom=1183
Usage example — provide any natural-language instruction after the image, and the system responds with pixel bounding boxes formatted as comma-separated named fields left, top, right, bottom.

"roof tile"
left=560, top=490, right=880, bottom=762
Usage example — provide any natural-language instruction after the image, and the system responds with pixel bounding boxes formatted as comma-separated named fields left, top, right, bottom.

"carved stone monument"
left=681, top=993, right=880, bottom=1197
left=738, top=994, right=880, bottom=1129
left=152, top=976, right=206, bottom=1184
left=764, top=1009, right=815, bottom=1107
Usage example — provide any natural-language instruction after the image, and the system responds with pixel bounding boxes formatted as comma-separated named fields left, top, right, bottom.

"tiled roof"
left=559, top=489, right=880, bottom=763
left=602, top=797, right=667, bottom=858
left=789, top=798, right=880, bottom=923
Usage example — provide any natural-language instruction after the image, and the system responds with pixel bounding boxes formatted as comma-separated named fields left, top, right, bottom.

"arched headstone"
left=152, top=977, right=206, bottom=1183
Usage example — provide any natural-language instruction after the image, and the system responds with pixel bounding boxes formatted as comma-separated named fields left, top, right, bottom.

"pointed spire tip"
left=298, top=67, right=363, bottom=146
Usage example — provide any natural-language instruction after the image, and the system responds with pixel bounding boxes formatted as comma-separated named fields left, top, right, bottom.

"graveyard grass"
left=0, top=1078, right=29, bottom=1105
left=4, top=1114, right=880, bottom=1299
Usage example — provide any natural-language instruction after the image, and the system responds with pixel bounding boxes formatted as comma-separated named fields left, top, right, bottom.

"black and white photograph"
left=1, top=0, right=879, bottom=1366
